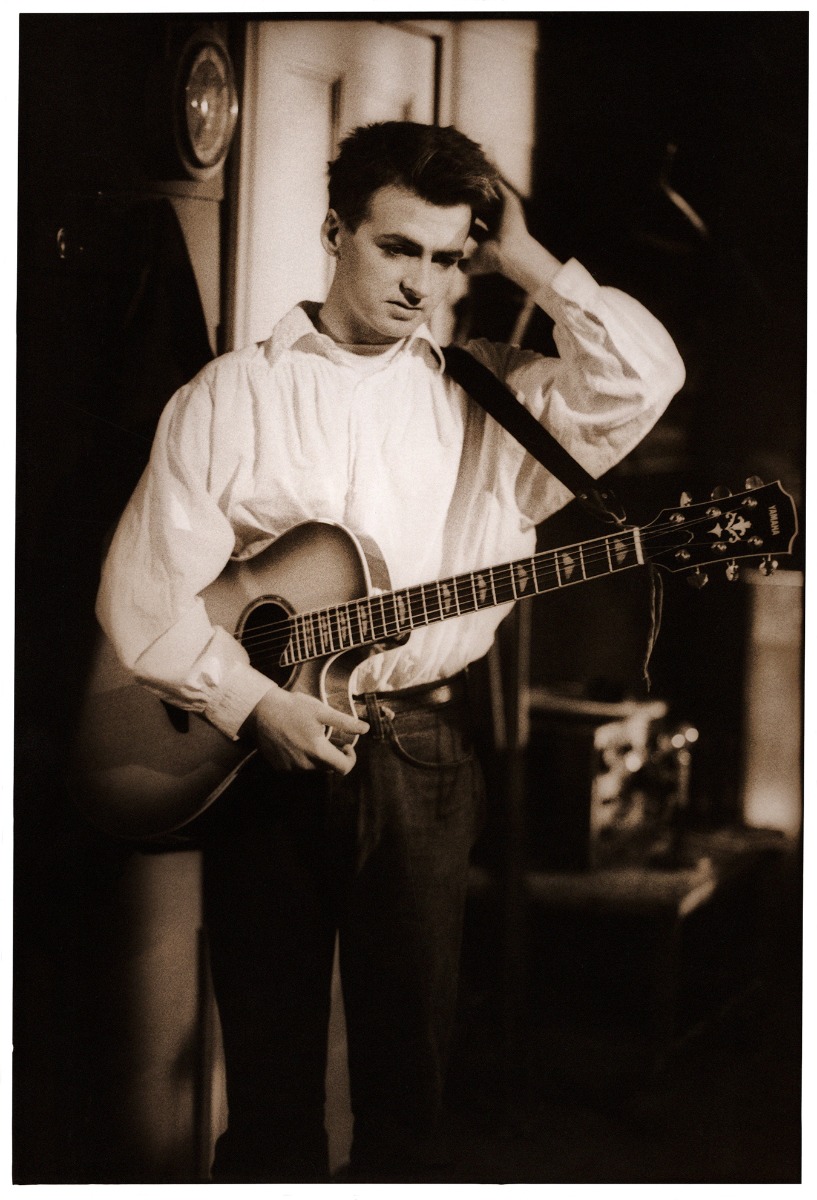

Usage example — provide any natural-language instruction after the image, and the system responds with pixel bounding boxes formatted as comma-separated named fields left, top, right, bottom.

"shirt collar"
left=262, top=302, right=446, bottom=374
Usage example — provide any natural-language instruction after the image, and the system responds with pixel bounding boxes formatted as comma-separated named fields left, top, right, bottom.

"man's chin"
left=379, top=306, right=425, bottom=336
left=344, top=305, right=428, bottom=346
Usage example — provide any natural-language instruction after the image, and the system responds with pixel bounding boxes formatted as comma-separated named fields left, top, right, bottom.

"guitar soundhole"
left=237, top=598, right=296, bottom=689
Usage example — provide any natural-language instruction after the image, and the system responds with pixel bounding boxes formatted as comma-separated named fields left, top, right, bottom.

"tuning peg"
left=687, top=568, right=709, bottom=589
left=679, top=490, right=693, bottom=507
left=758, top=557, right=779, bottom=577
left=711, top=485, right=732, bottom=500
left=725, top=561, right=740, bottom=582
left=745, top=475, right=764, bottom=490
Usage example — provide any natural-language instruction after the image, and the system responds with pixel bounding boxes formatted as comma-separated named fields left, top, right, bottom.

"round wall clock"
left=174, top=35, right=239, bottom=180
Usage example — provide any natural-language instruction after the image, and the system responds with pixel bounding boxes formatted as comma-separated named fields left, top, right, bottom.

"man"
left=96, top=121, right=685, bottom=1182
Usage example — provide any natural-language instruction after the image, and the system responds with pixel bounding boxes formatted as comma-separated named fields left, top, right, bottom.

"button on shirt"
left=96, top=258, right=685, bottom=739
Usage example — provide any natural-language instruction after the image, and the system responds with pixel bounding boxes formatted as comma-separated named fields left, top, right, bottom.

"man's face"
left=321, top=185, right=472, bottom=345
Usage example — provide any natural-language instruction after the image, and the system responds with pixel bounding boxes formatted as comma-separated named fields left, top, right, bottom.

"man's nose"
left=400, top=259, right=432, bottom=303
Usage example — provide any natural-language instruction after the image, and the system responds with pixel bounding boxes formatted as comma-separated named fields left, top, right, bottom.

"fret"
left=582, top=535, right=612, bottom=581
left=303, top=613, right=315, bottom=659
left=517, top=561, right=534, bottom=597
left=492, top=566, right=514, bottom=605
left=438, top=579, right=455, bottom=618
left=377, top=593, right=389, bottom=642
left=386, top=592, right=399, bottom=637
left=470, top=573, right=479, bottom=612
left=394, top=590, right=410, bottom=633
left=608, top=530, right=638, bottom=573
left=488, top=566, right=498, bottom=607
left=349, top=602, right=361, bottom=646
left=532, top=552, right=558, bottom=593
left=429, top=582, right=441, bottom=623
left=328, top=606, right=341, bottom=652
left=555, top=549, right=580, bottom=586
left=408, top=587, right=422, bottom=627
left=285, top=616, right=297, bottom=663
left=337, top=605, right=351, bottom=649
left=553, top=553, right=562, bottom=588
left=473, top=570, right=491, bottom=609
left=418, top=583, right=429, bottom=626
left=455, top=577, right=471, bottom=616
left=379, top=593, right=392, bottom=638
left=355, top=600, right=370, bottom=643
left=577, top=543, right=587, bottom=580
left=632, top=527, right=645, bottom=566
left=366, top=600, right=377, bottom=640
left=293, top=613, right=305, bottom=661
left=605, top=534, right=614, bottom=574
left=347, top=602, right=362, bottom=648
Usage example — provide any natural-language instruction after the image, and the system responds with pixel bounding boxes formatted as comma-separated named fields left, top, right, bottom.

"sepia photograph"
left=13, top=10, right=807, bottom=1186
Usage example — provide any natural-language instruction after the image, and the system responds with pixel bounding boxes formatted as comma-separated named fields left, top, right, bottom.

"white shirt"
left=96, top=258, right=685, bottom=739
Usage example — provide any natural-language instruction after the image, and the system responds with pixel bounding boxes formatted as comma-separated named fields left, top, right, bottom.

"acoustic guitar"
left=70, top=479, right=798, bottom=839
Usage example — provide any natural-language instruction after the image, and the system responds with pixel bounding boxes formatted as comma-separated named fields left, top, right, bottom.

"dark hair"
left=327, top=121, right=500, bottom=231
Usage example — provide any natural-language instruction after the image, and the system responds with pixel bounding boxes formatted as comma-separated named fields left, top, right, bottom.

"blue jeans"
left=201, top=677, right=485, bottom=1182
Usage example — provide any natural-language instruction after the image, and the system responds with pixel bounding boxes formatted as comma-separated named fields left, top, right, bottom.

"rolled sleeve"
left=467, top=257, right=685, bottom=525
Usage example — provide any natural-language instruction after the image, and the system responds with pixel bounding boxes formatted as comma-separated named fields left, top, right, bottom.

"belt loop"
left=363, top=692, right=387, bottom=740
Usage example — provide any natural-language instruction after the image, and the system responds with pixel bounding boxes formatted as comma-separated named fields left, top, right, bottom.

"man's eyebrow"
left=377, top=234, right=422, bottom=249
left=377, top=234, right=464, bottom=259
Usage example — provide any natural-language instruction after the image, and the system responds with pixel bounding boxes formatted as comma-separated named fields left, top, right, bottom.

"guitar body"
left=71, top=521, right=392, bottom=840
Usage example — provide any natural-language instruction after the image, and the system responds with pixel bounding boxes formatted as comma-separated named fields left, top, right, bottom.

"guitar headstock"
left=643, top=479, right=798, bottom=585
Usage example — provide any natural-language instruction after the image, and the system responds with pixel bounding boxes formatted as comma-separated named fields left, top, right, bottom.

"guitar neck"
left=281, top=525, right=644, bottom=667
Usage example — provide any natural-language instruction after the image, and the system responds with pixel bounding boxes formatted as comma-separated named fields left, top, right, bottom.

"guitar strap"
left=443, top=343, right=663, bottom=684
left=442, top=343, right=627, bottom=527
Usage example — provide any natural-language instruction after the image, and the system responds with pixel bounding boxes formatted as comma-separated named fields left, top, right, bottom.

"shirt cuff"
left=530, top=257, right=600, bottom=314
left=203, top=662, right=278, bottom=740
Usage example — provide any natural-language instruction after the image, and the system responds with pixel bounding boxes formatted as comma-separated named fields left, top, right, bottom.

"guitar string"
left=235, top=508, right=770, bottom=665
left=237, top=515, right=770, bottom=658
left=238, top=541, right=631, bottom=653
left=235, top=509, right=729, bottom=649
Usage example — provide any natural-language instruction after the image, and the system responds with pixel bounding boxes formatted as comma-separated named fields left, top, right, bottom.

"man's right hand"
left=242, top=686, right=369, bottom=775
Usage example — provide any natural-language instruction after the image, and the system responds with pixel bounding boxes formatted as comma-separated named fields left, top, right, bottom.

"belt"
left=353, top=671, right=468, bottom=717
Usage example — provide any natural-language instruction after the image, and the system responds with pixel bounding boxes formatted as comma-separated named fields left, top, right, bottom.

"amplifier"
left=524, top=691, right=696, bottom=870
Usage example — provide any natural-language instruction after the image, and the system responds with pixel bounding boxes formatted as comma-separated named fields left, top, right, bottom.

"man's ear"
left=320, top=209, right=343, bottom=257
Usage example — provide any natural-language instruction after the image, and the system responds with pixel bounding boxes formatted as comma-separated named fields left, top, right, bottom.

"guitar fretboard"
left=281, top=526, right=643, bottom=667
